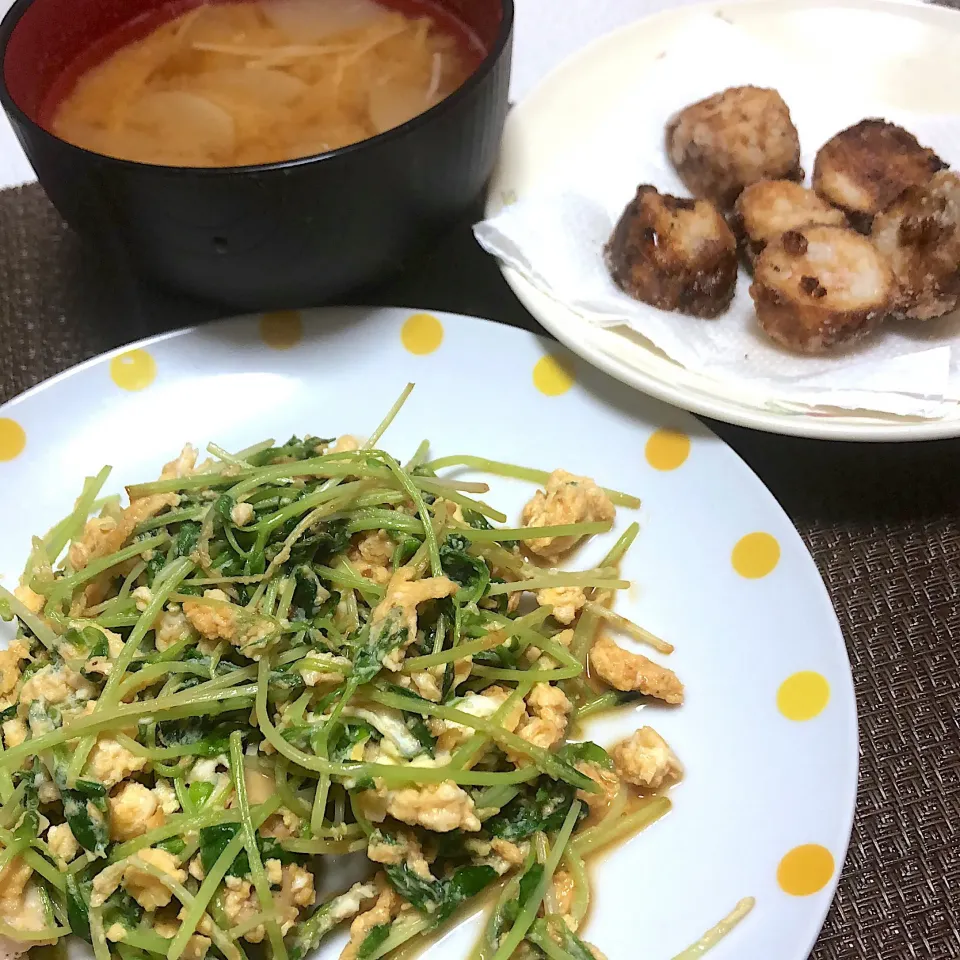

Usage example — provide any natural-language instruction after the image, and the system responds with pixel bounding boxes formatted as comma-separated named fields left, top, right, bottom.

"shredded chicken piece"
left=590, top=634, right=684, bottom=704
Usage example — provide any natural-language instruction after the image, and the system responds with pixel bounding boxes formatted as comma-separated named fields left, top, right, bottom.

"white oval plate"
left=0, top=308, right=856, bottom=960
left=488, top=0, right=960, bottom=441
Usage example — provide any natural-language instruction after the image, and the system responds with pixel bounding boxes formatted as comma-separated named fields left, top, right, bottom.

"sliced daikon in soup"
left=192, top=67, right=308, bottom=109
left=128, top=90, right=236, bottom=161
left=368, top=81, right=433, bottom=134
left=261, top=0, right=386, bottom=41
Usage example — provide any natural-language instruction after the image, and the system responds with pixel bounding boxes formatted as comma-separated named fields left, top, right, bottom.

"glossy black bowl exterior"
left=0, top=0, right=512, bottom=310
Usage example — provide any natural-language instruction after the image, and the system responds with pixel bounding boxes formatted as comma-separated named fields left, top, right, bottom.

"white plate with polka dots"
left=0, top=307, right=856, bottom=960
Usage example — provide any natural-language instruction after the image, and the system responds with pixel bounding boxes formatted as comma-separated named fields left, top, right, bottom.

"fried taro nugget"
left=665, top=86, right=802, bottom=210
left=749, top=224, right=894, bottom=353
left=733, top=180, right=847, bottom=270
left=871, top=170, right=960, bottom=321
left=813, top=119, right=945, bottom=231
left=606, top=185, right=738, bottom=318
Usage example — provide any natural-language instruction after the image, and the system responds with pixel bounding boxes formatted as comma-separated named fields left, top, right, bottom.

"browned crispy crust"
left=749, top=225, right=894, bottom=353
left=812, top=119, right=945, bottom=230
left=871, top=171, right=960, bottom=321
left=665, top=86, right=802, bottom=210
left=605, top=185, right=738, bottom=318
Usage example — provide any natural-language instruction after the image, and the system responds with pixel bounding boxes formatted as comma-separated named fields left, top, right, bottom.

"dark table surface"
left=1, top=182, right=959, bottom=958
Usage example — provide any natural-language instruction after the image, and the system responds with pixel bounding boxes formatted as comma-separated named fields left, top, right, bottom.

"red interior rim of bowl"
left=0, top=0, right=507, bottom=132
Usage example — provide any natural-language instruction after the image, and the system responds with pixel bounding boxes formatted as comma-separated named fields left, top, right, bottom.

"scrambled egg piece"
left=109, top=781, right=165, bottom=841
left=0, top=858, right=51, bottom=943
left=611, top=727, right=683, bottom=790
left=299, top=653, right=352, bottom=688
left=160, top=444, right=200, bottom=480
left=537, top=585, right=587, bottom=625
left=132, top=586, right=153, bottom=612
left=492, top=838, right=528, bottom=867
left=575, top=762, right=622, bottom=821
left=327, top=881, right=378, bottom=925
left=521, top=470, right=615, bottom=560
left=397, top=657, right=472, bottom=703
left=19, top=664, right=95, bottom=706
left=230, top=502, right=255, bottom=527
left=2, top=718, right=26, bottom=749
left=0, top=640, right=29, bottom=698
left=372, top=568, right=457, bottom=670
left=590, top=634, right=684, bottom=704
left=226, top=862, right=316, bottom=938
left=46, top=823, right=79, bottom=863
left=550, top=869, right=578, bottom=930
left=154, top=607, right=195, bottom=653
left=428, top=686, right=522, bottom=753
left=328, top=435, right=361, bottom=453
left=182, top=590, right=274, bottom=651
left=153, top=909, right=213, bottom=959
left=348, top=531, right=395, bottom=586
left=341, top=878, right=403, bottom=960
left=153, top=779, right=180, bottom=815
left=13, top=586, right=44, bottom=615
left=523, top=628, right=574, bottom=670
left=367, top=831, right=432, bottom=879
left=85, top=736, right=148, bottom=787
left=360, top=780, right=481, bottom=833
left=222, top=877, right=264, bottom=943
left=273, top=864, right=316, bottom=934
left=68, top=491, right=179, bottom=572
left=91, top=849, right=186, bottom=911
left=60, top=625, right=125, bottom=677
left=182, top=935, right=212, bottom=960
left=513, top=683, right=571, bottom=755
left=465, top=837, right=530, bottom=876
left=262, top=808, right=301, bottom=840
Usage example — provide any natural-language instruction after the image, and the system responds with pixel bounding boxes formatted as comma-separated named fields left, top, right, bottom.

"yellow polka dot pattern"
left=777, top=845, right=835, bottom=896
left=260, top=310, right=303, bottom=350
left=401, top=313, right=444, bottom=355
left=533, top=355, right=575, bottom=396
left=645, top=429, right=691, bottom=471
left=778, top=671, right=831, bottom=721
left=0, top=418, right=26, bottom=461
left=110, top=350, right=157, bottom=392
left=732, top=532, right=781, bottom=579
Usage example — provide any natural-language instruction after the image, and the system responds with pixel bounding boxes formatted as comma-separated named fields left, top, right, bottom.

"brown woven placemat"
left=1, top=182, right=959, bottom=958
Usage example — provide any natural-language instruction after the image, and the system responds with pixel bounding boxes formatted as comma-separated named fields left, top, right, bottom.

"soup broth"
left=49, top=0, right=476, bottom=167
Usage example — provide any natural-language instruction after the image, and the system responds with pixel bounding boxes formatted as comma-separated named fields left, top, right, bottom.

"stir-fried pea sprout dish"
left=0, top=386, right=751, bottom=960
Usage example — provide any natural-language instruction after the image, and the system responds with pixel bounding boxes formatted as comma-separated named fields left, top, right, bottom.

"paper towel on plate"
left=474, top=15, right=960, bottom=418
